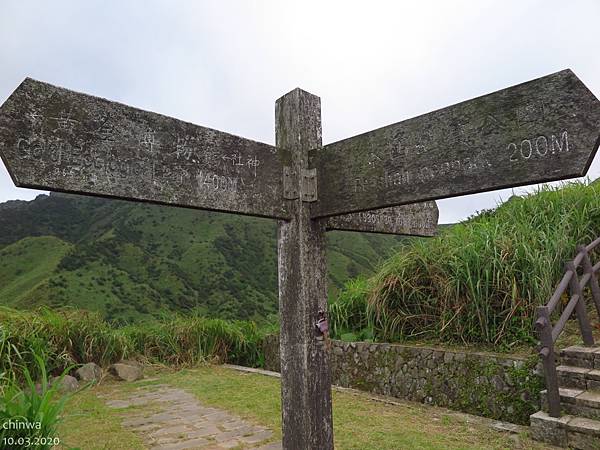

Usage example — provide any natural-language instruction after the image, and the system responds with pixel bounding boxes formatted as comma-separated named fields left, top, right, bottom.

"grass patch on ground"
left=56, top=383, right=145, bottom=450
left=97, top=365, right=550, bottom=450
left=166, top=366, right=282, bottom=438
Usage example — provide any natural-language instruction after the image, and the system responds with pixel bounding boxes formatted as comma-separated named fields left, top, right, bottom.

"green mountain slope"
left=0, top=236, right=72, bottom=306
left=0, top=193, right=408, bottom=323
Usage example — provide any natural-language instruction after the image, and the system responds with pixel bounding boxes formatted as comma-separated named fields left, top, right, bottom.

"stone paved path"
left=104, top=383, right=282, bottom=450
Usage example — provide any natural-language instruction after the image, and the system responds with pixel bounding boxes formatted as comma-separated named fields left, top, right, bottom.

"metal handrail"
left=536, top=240, right=600, bottom=417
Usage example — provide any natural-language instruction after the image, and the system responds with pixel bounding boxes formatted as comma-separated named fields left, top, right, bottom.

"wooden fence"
left=536, top=237, right=600, bottom=417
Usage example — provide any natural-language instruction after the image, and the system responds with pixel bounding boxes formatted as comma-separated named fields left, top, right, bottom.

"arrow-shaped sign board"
left=325, top=201, right=438, bottom=236
left=311, top=69, right=600, bottom=218
left=0, top=79, right=289, bottom=219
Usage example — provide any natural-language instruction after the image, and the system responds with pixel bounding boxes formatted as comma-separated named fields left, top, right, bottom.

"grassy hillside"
left=0, top=237, right=72, bottom=306
left=330, top=181, right=600, bottom=349
left=0, top=193, right=408, bottom=323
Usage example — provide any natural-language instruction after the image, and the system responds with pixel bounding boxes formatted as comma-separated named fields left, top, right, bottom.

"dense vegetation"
left=3, top=180, right=598, bottom=356
left=0, top=307, right=268, bottom=383
left=1, top=181, right=597, bottom=389
left=329, top=181, right=600, bottom=349
left=0, top=192, right=405, bottom=323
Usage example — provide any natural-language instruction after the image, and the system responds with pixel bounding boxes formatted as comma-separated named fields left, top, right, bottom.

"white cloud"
left=0, top=0, right=599, bottom=222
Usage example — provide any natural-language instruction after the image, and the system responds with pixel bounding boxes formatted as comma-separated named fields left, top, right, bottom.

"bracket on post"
left=283, top=167, right=317, bottom=202
left=301, top=168, right=317, bottom=202
left=283, top=166, right=299, bottom=199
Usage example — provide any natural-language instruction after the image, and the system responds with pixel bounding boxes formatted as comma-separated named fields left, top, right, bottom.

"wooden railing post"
left=566, top=261, right=595, bottom=346
left=578, top=244, right=600, bottom=319
left=536, top=306, right=561, bottom=418
left=535, top=240, right=600, bottom=419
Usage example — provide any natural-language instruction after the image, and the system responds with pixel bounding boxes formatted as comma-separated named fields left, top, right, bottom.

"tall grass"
left=330, top=181, right=600, bottom=348
left=0, top=307, right=267, bottom=382
left=123, top=315, right=264, bottom=367
left=328, top=277, right=375, bottom=341
left=0, top=307, right=131, bottom=382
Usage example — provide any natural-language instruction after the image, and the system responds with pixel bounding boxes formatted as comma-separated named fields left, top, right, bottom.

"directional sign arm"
left=311, top=69, right=600, bottom=218
left=0, top=78, right=289, bottom=219
left=325, top=201, right=438, bottom=236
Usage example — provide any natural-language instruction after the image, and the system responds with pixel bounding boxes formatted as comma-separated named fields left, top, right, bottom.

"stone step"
left=531, top=411, right=600, bottom=449
left=560, top=346, right=600, bottom=370
left=557, top=365, right=600, bottom=390
left=542, top=387, right=600, bottom=421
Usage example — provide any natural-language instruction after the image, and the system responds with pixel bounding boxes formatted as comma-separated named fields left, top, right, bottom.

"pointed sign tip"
left=276, top=87, right=320, bottom=104
left=17, top=77, right=37, bottom=89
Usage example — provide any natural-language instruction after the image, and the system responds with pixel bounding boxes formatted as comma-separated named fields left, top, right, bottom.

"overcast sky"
left=0, top=0, right=599, bottom=223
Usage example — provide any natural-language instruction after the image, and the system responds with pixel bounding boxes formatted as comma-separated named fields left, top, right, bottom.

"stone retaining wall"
left=262, top=335, right=543, bottom=425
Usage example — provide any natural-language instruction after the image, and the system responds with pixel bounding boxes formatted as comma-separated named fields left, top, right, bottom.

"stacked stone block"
left=531, top=345, right=600, bottom=449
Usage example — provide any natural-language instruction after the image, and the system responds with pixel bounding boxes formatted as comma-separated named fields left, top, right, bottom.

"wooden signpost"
left=312, top=70, right=600, bottom=218
left=0, top=79, right=287, bottom=219
left=1, top=69, right=599, bottom=449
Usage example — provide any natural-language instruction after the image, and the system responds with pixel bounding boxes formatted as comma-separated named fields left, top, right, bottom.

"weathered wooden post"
left=276, top=89, right=333, bottom=449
